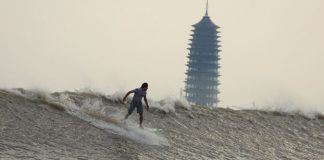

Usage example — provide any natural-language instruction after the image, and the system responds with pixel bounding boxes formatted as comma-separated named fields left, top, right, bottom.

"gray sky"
left=1, top=0, right=323, bottom=107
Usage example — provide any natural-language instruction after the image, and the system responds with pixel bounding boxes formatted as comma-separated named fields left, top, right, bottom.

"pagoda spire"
left=205, top=0, right=209, bottom=16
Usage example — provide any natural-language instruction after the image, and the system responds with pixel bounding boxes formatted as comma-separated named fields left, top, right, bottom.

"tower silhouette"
left=184, top=0, right=221, bottom=107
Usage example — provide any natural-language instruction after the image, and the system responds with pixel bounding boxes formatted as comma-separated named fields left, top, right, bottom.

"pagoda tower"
left=184, top=1, right=221, bottom=107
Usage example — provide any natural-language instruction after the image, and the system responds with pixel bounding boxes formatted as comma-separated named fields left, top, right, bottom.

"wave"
left=1, top=88, right=324, bottom=159
left=6, top=88, right=191, bottom=146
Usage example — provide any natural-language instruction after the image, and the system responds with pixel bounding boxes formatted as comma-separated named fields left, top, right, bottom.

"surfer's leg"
left=125, top=101, right=135, bottom=120
left=136, top=102, right=144, bottom=128
left=139, top=112, right=143, bottom=129
left=124, top=113, right=130, bottom=120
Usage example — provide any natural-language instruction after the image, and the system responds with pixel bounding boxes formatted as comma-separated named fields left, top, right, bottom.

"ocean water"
left=0, top=89, right=323, bottom=159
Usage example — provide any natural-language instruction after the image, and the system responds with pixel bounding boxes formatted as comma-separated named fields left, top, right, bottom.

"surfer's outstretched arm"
left=144, top=96, right=149, bottom=111
left=122, top=90, right=134, bottom=102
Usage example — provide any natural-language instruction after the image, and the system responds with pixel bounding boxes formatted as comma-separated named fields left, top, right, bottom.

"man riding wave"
left=122, top=82, right=149, bottom=129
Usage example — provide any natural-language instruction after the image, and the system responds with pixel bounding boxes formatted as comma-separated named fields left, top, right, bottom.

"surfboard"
left=146, top=128, right=163, bottom=134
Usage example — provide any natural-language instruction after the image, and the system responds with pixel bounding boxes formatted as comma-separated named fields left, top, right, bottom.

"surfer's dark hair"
left=141, top=83, right=148, bottom=88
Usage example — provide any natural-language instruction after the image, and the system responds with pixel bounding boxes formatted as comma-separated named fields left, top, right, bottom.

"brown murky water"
left=1, top=89, right=324, bottom=160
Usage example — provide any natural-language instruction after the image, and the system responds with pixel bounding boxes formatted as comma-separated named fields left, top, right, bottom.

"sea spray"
left=7, top=88, right=169, bottom=145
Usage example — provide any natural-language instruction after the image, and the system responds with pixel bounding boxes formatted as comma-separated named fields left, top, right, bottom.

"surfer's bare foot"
left=140, top=124, right=144, bottom=129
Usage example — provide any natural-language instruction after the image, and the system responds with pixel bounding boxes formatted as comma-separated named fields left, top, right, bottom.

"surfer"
left=122, top=82, right=149, bottom=129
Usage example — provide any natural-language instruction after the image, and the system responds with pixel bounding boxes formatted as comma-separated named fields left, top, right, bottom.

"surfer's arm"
left=144, top=96, right=149, bottom=111
left=122, top=90, right=134, bottom=102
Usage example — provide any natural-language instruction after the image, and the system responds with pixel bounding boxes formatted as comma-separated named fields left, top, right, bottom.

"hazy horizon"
left=1, top=0, right=323, bottom=109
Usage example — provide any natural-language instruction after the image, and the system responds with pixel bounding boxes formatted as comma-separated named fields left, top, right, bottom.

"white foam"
left=149, top=97, right=191, bottom=113
left=262, top=102, right=323, bottom=119
left=8, top=89, right=169, bottom=146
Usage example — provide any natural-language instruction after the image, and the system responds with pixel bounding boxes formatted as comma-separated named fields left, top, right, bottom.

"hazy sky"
left=1, top=0, right=323, bottom=107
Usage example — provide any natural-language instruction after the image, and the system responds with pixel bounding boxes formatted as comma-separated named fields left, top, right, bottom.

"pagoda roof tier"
left=192, top=16, right=219, bottom=28
left=186, top=95, right=219, bottom=100
left=187, top=60, right=220, bottom=63
left=186, top=75, right=221, bottom=81
left=186, top=98, right=219, bottom=104
left=186, top=70, right=220, bottom=75
left=187, top=53, right=220, bottom=58
left=186, top=64, right=220, bottom=69
left=185, top=95, right=219, bottom=101
left=186, top=62, right=220, bottom=67
left=189, top=44, right=218, bottom=48
left=188, top=44, right=221, bottom=48
left=186, top=67, right=220, bottom=72
left=189, top=38, right=220, bottom=42
left=190, top=36, right=219, bottom=42
left=185, top=89, right=220, bottom=95
left=191, top=28, right=220, bottom=33
left=187, top=63, right=220, bottom=68
left=185, top=87, right=220, bottom=92
left=186, top=62, right=220, bottom=71
left=187, top=48, right=220, bottom=52
left=189, top=35, right=221, bottom=41
left=191, top=30, right=219, bottom=36
left=190, top=33, right=218, bottom=38
left=186, top=78, right=220, bottom=83
left=189, top=40, right=221, bottom=45
left=189, top=38, right=219, bottom=43
left=189, top=43, right=220, bottom=49
left=190, top=30, right=220, bottom=35
left=189, top=49, right=222, bottom=53
left=185, top=80, right=220, bottom=85
left=186, top=73, right=220, bottom=78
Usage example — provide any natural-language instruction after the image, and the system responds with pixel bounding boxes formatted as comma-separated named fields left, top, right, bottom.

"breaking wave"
left=7, top=88, right=182, bottom=146
left=1, top=88, right=324, bottom=159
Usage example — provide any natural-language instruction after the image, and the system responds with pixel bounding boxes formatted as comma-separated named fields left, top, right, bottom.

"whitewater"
left=0, top=88, right=324, bottom=159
